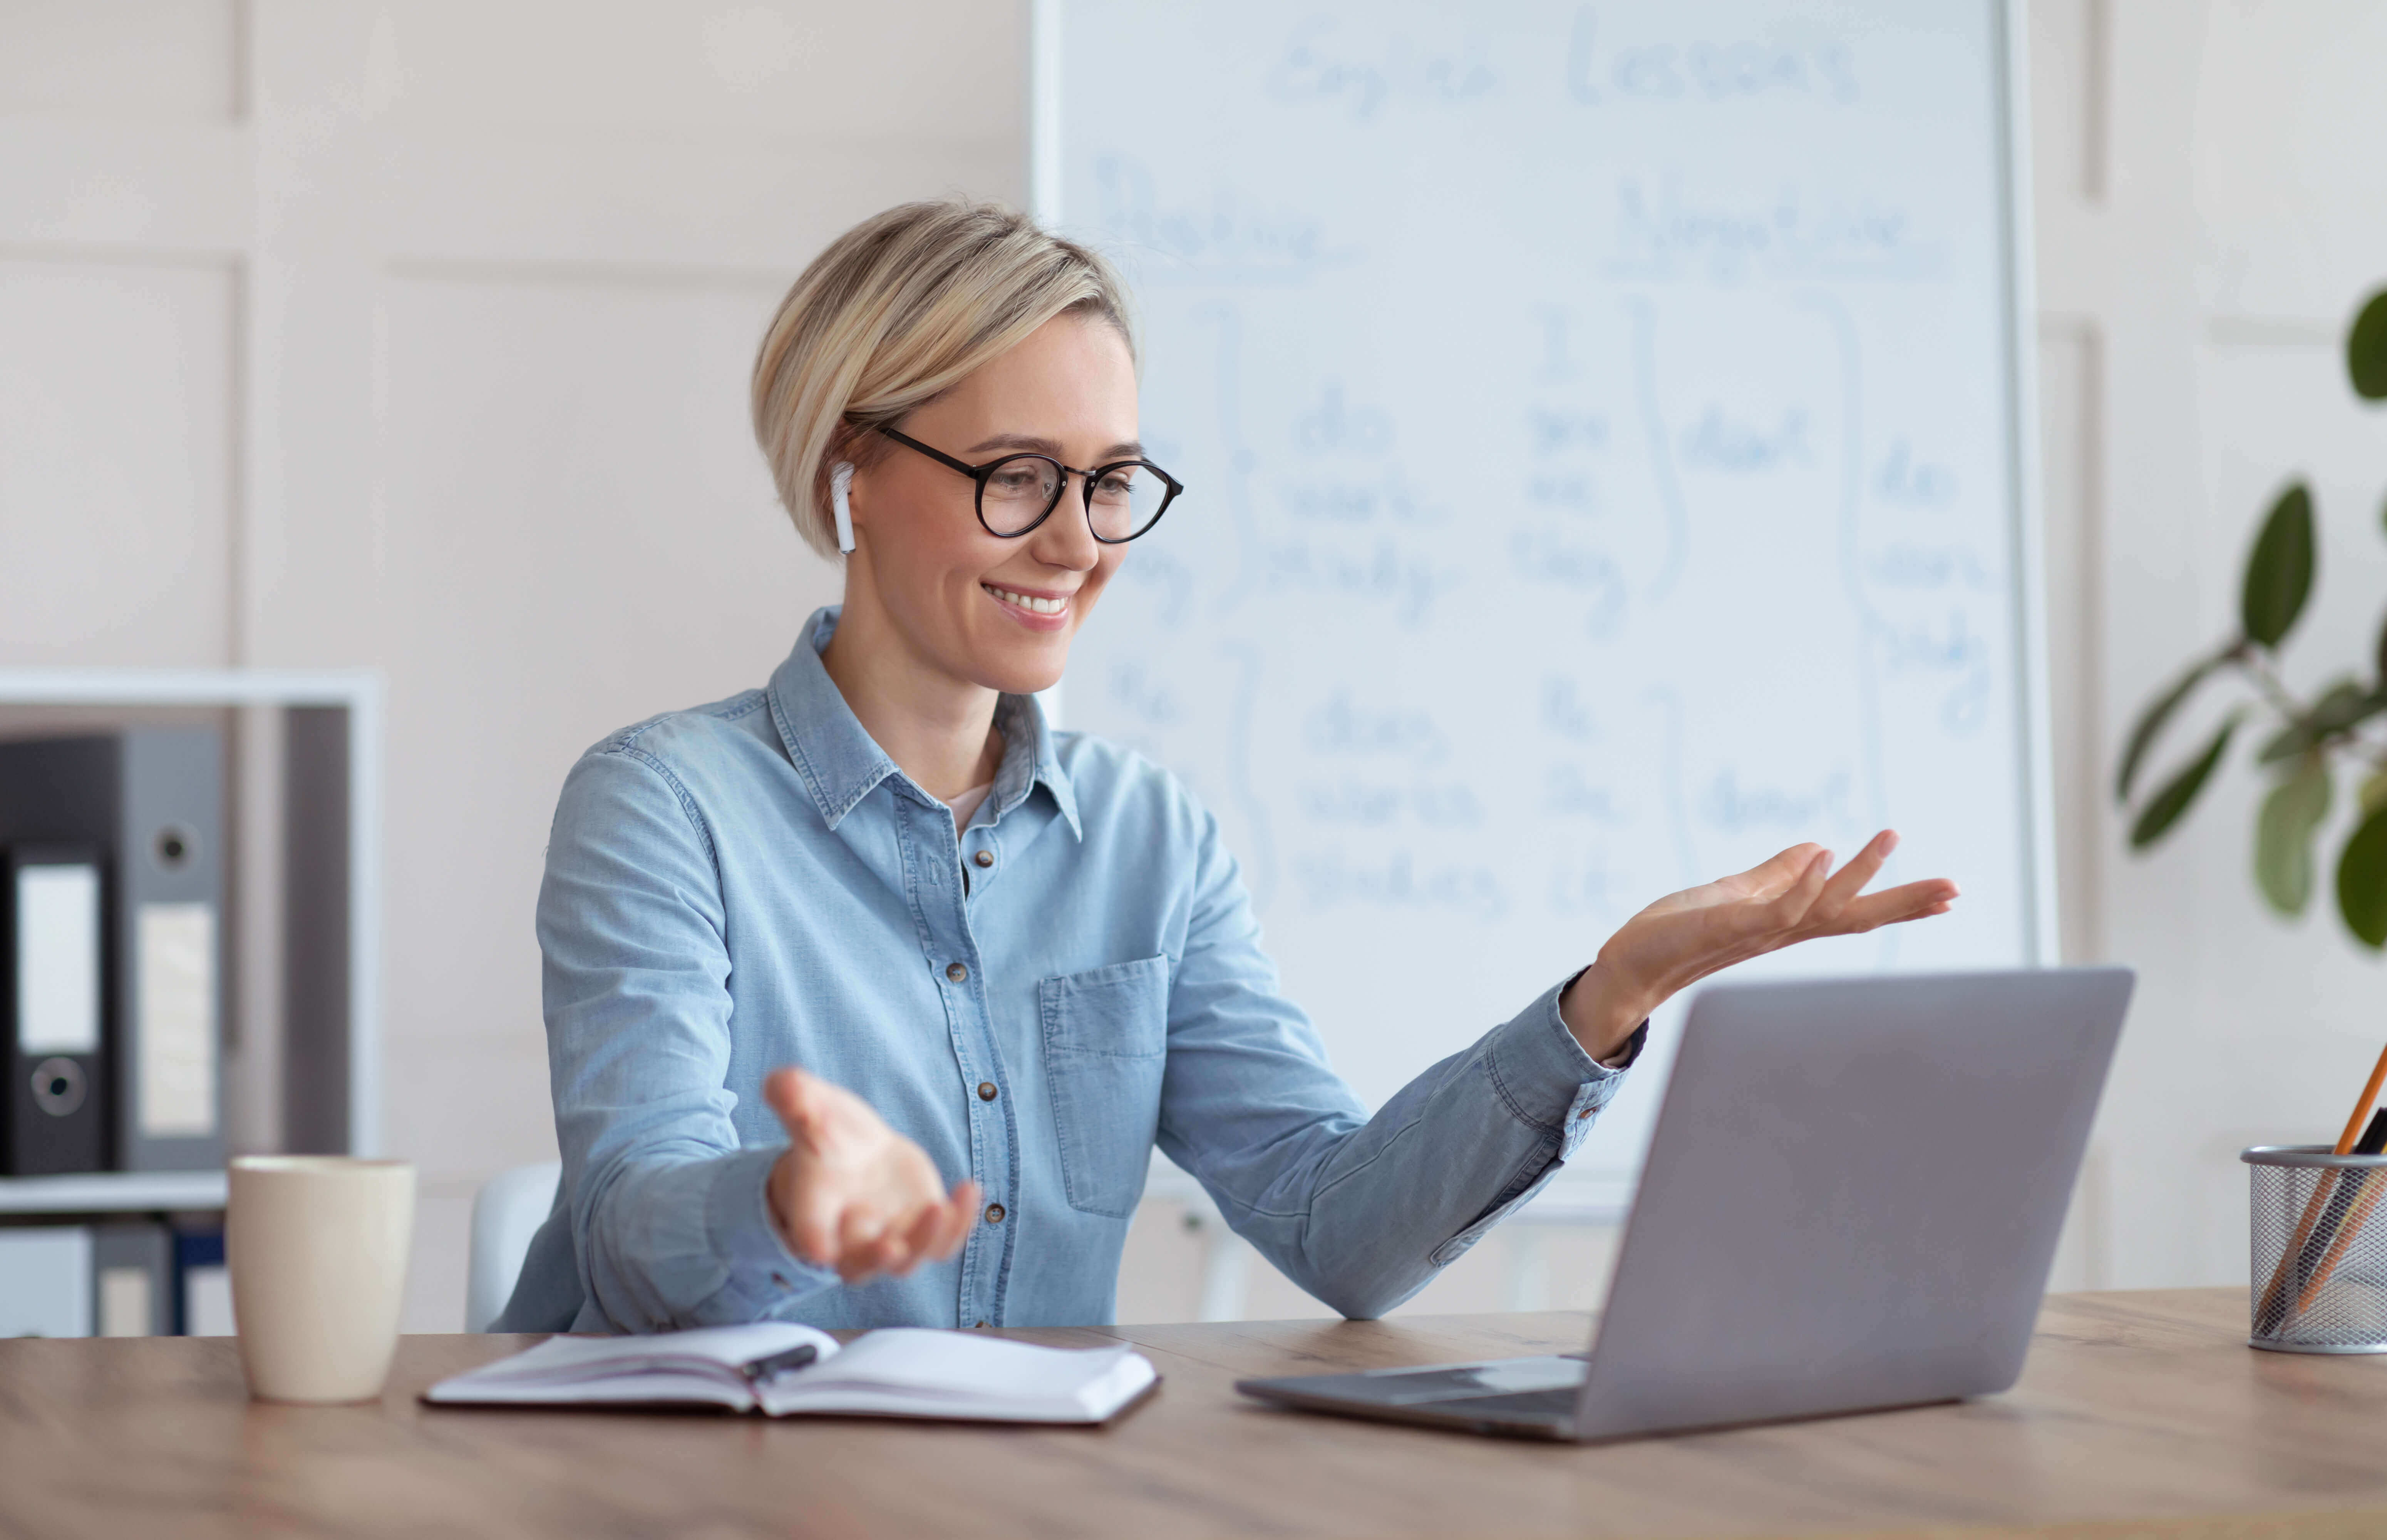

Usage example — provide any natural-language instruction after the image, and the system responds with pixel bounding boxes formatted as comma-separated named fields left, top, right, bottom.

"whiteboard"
left=1041, top=0, right=2052, bottom=1196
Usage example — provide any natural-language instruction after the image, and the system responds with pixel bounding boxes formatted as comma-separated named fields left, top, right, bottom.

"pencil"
left=2285, top=1109, right=2387, bottom=1319
left=2333, top=1044, right=2387, bottom=1153
left=2294, top=1168, right=2387, bottom=1322
left=2254, top=1039, right=2387, bottom=1337
left=2280, top=1109, right=2387, bottom=1285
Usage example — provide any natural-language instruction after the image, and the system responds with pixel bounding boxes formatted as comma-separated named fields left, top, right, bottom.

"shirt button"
left=974, top=1320, right=988, bottom=1329
left=1576, top=1108, right=1594, bottom=1120
left=946, top=962, right=968, bottom=983
left=977, top=1081, right=998, bottom=1101
left=984, top=1203, right=1006, bottom=1225
left=973, top=849, right=994, bottom=868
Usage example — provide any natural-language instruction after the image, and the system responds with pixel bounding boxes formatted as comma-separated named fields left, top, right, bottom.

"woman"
left=498, top=201, right=1956, bottom=1335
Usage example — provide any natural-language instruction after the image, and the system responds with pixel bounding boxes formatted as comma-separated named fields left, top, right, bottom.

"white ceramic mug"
left=227, top=1156, right=416, bottom=1403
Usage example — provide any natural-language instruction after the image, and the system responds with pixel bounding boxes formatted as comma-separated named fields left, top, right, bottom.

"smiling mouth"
left=983, top=584, right=1071, bottom=616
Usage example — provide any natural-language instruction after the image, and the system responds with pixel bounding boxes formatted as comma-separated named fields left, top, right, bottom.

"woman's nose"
left=1027, top=480, right=1102, bottom=570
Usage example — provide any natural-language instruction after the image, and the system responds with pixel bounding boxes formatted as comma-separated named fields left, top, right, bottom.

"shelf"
left=0, top=666, right=377, bottom=709
left=0, top=1170, right=228, bottom=1215
left=0, top=666, right=383, bottom=1159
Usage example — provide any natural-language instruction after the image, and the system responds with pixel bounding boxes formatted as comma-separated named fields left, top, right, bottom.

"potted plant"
left=2117, top=287, right=2387, bottom=944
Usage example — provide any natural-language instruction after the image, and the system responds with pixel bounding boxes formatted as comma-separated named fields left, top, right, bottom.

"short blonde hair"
left=751, top=199, right=1137, bottom=558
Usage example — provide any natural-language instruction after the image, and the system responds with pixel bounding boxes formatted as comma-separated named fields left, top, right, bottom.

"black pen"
left=736, top=1342, right=820, bottom=1384
left=2356, top=1108, right=2387, bottom=1156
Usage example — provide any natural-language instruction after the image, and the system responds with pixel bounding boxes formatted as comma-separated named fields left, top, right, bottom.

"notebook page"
left=804, top=1331, right=1127, bottom=1393
left=428, top=1321, right=839, bottom=1403
left=760, top=1330, right=1156, bottom=1420
left=432, top=1370, right=755, bottom=1410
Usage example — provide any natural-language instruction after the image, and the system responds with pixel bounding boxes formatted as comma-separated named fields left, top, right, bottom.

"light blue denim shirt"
left=499, top=607, right=1632, bottom=1334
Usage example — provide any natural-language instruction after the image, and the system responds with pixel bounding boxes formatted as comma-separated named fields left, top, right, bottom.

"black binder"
left=0, top=729, right=225, bottom=1172
left=1, top=846, right=108, bottom=1175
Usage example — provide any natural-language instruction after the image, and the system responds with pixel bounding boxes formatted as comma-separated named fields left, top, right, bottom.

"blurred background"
left=2, top=0, right=2384, bottom=1334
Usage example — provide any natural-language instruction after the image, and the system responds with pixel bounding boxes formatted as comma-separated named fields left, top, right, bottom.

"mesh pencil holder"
left=2242, top=1145, right=2387, bottom=1353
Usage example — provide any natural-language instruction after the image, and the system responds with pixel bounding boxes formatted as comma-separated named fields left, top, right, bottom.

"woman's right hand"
left=764, top=1067, right=981, bottom=1284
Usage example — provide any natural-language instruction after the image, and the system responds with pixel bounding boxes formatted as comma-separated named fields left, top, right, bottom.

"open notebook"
left=425, top=1322, right=1158, bottom=1424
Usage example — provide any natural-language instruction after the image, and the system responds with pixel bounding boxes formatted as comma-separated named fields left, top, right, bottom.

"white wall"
left=5, top=1, right=2384, bottom=1327
left=0, top=0, right=1021, bottom=1330
left=2032, top=0, right=2387, bottom=1291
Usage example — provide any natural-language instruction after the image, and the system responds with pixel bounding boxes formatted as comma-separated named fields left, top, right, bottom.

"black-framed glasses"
left=876, top=426, right=1182, bottom=543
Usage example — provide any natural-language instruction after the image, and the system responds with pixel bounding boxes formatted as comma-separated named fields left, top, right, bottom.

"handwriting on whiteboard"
left=1062, top=0, right=2034, bottom=1118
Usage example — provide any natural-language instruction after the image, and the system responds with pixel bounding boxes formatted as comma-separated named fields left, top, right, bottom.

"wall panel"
left=0, top=0, right=241, bottom=121
left=374, top=0, right=1021, bottom=144
left=0, top=258, right=236, bottom=665
left=2191, top=0, right=2387, bottom=323
left=377, top=269, right=838, bottom=1042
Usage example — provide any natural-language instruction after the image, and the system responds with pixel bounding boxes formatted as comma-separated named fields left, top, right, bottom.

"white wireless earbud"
left=829, top=462, right=856, bottom=554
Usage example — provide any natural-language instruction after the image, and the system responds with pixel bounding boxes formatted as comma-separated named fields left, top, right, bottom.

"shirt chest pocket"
left=1039, top=954, right=1170, bottom=1218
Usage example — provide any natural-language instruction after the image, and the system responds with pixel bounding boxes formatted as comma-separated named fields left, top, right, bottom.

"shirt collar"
left=768, top=606, right=1080, bottom=839
left=992, top=689, right=1081, bottom=838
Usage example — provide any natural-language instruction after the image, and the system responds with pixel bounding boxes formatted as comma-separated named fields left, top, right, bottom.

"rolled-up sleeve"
left=538, top=746, right=839, bottom=1332
left=1155, top=804, right=1628, bottom=1320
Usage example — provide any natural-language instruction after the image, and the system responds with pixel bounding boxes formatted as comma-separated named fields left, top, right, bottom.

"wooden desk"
left=4, top=1289, right=2384, bottom=1538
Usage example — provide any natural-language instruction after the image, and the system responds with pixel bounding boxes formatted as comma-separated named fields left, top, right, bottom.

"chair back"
left=465, top=1160, right=562, bottom=1332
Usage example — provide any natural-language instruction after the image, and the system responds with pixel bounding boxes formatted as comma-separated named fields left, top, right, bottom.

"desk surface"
left=5, top=1289, right=2385, bottom=1539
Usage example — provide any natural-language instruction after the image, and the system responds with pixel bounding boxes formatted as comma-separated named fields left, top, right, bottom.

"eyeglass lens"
left=978, top=456, right=1170, bottom=542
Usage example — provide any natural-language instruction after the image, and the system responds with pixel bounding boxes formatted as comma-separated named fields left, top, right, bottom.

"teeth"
left=985, top=586, right=1068, bottom=615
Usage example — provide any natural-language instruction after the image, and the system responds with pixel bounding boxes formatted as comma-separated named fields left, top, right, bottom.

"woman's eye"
left=1096, top=471, right=1138, bottom=498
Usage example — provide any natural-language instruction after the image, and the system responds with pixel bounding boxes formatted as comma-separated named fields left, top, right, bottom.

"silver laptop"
left=1237, top=967, right=2135, bottom=1442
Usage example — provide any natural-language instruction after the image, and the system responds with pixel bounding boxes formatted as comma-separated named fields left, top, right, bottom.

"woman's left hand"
left=1560, top=829, right=1958, bottom=1061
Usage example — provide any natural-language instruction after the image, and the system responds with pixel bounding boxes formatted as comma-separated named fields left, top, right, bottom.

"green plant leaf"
left=2363, top=767, right=2387, bottom=815
left=2115, top=655, right=2222, bottom=801
left=2255, top=756, right=2334, bottom=915
left=2256, top=677, right=2382, bottom=764
left=2129, top=715, right=2240, bottom=850
left=2315, top=679, right=2374, bottom=729
left=2337, top=803, right=2387, bottom=947
left=2242, top=483, right=2316, bottom=648
left=2350, top=287, right=2387, bottom=402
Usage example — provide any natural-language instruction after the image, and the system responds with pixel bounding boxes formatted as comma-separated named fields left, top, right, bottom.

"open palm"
left=1562, top=830, right=1959, bottom=1058
left=765, top=1067, right=980, bottom=1285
